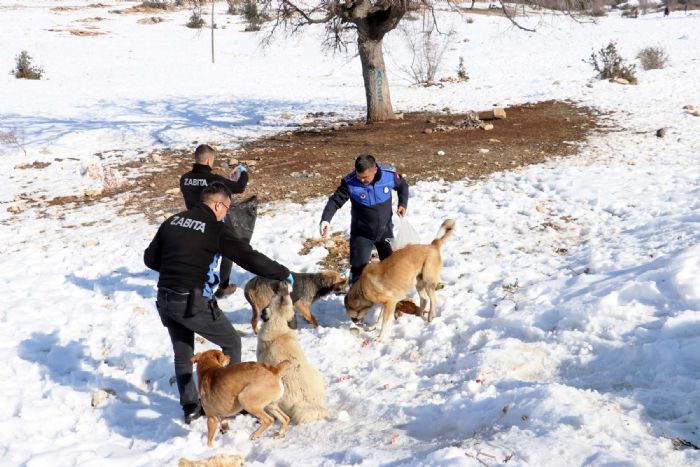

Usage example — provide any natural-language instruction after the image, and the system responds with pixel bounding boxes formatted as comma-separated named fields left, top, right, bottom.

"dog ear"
left=333, top=276, right=349, bottom=292
left=261, top=308, right=270, bottom=322
left=287, top=314, right=298, bottom=330
left=191, top=353, right=201, bottom=364
left=219, top=352, right=231, bottom=367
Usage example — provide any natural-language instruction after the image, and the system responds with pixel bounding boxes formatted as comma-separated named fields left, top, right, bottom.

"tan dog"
left=191, top=349, right=291, bottom=447
left=256, top=281, right=328, bottom=424
left=345, top=219, right=455, bottom=341
left=245, top=271, right=347, bottom=334
left=178, top=454, right=244, bottom=467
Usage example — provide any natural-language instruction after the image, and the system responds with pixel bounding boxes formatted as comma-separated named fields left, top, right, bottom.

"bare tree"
left=396, top=13, right=455, bottom=85
left=262, top=0, right=592, bottom=122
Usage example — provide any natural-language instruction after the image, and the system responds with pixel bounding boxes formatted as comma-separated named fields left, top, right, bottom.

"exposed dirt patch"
left=137, top=16, right=165, bottom=24
left=51, top=6, right=80, bottom=12
left=46, top=27, right=105, bottom=36
left=25, top=100, right=602, bottom=225
left=457, top=6, right=521, bottom=16
left=299, top=232, right=351, bottom=272
left=77, top=17, right=106, bottom=23
left=69, top=28, right=105, bottom=36
left=110, top=5, right=173, bottom=15
left=15, top=161, right=51, bottom=170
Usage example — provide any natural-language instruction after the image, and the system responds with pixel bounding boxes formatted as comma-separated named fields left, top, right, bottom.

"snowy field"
left=1, top=1, right=700, bottom=466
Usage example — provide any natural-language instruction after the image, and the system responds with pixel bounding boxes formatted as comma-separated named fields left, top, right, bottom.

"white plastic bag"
left=388, top=217, right=421, bottom=250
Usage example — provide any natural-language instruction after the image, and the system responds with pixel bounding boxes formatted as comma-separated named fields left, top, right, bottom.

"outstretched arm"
left=321, top=178, right=350, bottom=224
left=219, top=229, right=290, bottom=281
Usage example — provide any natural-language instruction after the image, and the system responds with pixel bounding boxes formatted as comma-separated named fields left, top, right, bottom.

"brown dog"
left=191, top=349, right=291, bottom=447
left=245, top=271, right=347, bottom=334
left=345, top=219, right=455, bottom=341
left=394, top=298, right=423, bottom=319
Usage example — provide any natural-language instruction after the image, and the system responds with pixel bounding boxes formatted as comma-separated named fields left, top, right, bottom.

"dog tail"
left=286, top=402, right=329, bottom=424
left=431, top=219, right=456, bottom=249
left=273, top=360, right=292, bottom=376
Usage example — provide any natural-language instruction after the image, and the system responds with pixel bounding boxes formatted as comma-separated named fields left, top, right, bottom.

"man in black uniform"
left=145, top=182, right=291, bottom=423
left=320, top=154, right=409, bottom=284
left=180, top=144, right=249, bottom=298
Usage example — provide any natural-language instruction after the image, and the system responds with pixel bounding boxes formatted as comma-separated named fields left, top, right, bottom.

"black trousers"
left=156, top=289, right=241, bottom=407
left=349, top=229, right=394, bottom=284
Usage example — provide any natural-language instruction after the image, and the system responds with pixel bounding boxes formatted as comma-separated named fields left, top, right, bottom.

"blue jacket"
left=321, top=165, right=409, bottom=240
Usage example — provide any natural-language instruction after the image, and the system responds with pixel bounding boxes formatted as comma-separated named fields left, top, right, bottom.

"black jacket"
left=180, top=163, right=249, bottom=209
left=144, top=204, right=289, bottom=298
left=321, top=165, right=409, bottom=240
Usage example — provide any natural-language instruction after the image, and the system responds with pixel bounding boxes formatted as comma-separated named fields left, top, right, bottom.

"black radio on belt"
left=184, top=288, right=203, bottom=318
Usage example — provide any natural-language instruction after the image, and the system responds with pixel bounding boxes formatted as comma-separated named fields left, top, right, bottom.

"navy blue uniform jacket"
left=321, top=165, right=409, bottom=240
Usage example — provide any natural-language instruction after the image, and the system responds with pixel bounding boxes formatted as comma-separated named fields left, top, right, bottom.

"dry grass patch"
left=299, top=232, right=351, bottom=272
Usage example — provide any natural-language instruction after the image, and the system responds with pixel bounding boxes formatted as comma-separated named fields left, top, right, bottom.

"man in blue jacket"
left=320, top=154, right=409, bottom=284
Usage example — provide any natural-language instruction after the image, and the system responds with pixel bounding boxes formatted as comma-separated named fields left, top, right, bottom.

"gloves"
left=230, top=164, right=247, bottom=182
left=320, top=221, right=330, bottom=238
left=286, top=273, right=294, bottom=288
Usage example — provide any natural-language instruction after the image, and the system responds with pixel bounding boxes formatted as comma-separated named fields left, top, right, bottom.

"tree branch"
left=280, top=0, right=334, bottom=24
left=498, top=1, right=536, bottom=32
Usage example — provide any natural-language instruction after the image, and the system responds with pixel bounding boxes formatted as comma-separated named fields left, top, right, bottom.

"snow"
left=2, top=1, right=700, bottom=466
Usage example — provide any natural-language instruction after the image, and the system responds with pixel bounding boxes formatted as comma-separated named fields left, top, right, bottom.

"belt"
left=160, top=287, right=190, bottom=296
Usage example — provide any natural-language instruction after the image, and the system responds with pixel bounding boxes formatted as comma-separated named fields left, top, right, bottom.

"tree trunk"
left=358, top=36, right=395, bottom=122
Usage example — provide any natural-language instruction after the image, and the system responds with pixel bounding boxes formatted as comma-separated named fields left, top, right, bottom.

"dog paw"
left=274, top=431, right=286, bottom=439
left=249, top=433, right=260, bottom=441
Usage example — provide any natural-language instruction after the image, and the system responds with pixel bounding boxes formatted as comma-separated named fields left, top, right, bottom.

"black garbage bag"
left=225, top=195, right=258, bottom=243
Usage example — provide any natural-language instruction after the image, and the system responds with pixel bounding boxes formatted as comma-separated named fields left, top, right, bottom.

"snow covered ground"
left=1, top=1, right=700, bottom=466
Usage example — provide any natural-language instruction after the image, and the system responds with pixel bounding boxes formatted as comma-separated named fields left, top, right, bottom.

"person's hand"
left=396, top=206, right=407, bottom=217
left=320, top=221, right=330, bottom=238
left=230, top=164, right=247, bottom=182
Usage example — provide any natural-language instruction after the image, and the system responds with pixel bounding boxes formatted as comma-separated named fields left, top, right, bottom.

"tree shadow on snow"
left=18, top=331, right=188, bottom=443
left=66, top=267, right=156, bottom=299
left=0, top=96, right=320, bottom=147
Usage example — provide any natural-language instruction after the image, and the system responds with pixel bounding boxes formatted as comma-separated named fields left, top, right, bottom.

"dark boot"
left=183, top=403, right=204, bottom=424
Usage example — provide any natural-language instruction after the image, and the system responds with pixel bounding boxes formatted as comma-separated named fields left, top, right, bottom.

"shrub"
left=11, top=51, right=43, bottom=80
left=0, top=128, right=27, bottom=156
left=637, top=46, right=668, bottom=70
left=242, top=0, right=271, bottom=31
left=457, top=56, right=469, bottom=81
left=243, top=0, right=263, bottom=31
left=397, top=18, right=455, bottom=85
left=226, top=0, right=242, bottom=14
left=587, top=41, right=637, bottom=84
left=141, top=0, right=169, bottom=8
left=186, top=9, right=206, bottom=28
